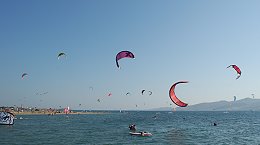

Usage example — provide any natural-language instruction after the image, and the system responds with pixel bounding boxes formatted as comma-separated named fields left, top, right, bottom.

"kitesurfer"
left=129, top=124, right=136, bottom=131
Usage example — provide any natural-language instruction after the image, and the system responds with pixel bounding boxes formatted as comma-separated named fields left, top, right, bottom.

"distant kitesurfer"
left=213, top=123, right=217, bottom=126
left=129, top=124, right=136, bottom=131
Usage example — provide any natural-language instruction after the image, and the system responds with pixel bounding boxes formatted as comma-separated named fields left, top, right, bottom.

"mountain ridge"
left=151, top=98, right=260, bottom=111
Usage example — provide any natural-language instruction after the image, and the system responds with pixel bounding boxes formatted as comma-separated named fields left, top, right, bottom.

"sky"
left=0, top=0, right=260, bottom=110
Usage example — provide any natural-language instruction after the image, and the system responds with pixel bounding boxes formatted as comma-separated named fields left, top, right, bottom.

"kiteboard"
left=0, top=112, right=14, bottom=125
left=129, top=132, right=152, bottom=136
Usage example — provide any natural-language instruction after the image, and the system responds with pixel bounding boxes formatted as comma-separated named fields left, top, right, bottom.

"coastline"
left=12, top=111, right=108, bottom=115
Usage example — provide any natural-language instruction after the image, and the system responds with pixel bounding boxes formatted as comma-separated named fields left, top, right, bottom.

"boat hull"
left=129, top=132, right=152, bottom=136
left=0, top=112, right=14, bottom=125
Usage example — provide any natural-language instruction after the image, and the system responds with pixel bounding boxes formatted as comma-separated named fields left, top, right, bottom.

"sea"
left=1, top=111, right=260, bottom=145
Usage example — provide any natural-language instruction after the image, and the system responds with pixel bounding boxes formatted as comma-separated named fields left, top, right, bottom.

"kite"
left=148, top=91, right=152, bottom=96
left=40, top=92, right=48, bottom=95
left=169, top=81, right=188, bottom=107
left=36, top=91, right=48, bottom=96
left=58, top=52, right=66, bottom=60
left=141, top=90, right=145, bottom=95
left=115, top=51, right=135, bottom=68
left=97, top=99, right=101, bottom=102
left=108, top=93, right=112, bottom=96
left=126, top=92, right=131, bottom=95
left=22, top=73, right=28, bottom=79
left=227, top=65, right=241, bottom=79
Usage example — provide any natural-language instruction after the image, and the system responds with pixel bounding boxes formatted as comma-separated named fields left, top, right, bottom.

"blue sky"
left=0, top=0, right=260, bottom=110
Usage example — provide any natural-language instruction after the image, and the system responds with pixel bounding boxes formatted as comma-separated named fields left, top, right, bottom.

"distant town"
left=0, top=106, right=67, bottom=115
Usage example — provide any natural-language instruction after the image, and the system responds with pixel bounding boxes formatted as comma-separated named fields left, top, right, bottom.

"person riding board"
left=129, top=124, right=136, bottom=131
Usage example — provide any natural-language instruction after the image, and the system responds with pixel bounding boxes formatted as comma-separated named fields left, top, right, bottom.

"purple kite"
left=227, top=65, right=241, bottom=79
left=116, top=51, right=135, bottom=68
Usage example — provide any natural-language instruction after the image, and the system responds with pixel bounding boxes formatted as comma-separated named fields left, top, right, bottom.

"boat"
left=0, top=112, right=14, bottom=125
left=129, top=132, right=152, bottom=136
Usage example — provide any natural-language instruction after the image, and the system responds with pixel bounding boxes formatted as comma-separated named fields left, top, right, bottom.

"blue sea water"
left=1, top=111, right=260, bottom=145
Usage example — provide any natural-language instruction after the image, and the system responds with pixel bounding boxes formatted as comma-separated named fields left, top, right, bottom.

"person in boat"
left=3, top=112, right=14, bottom=120
left=129, top=124, right=136, bottom=131
left=140, top=132, right=145, bottom=136
left=7, top=112, right=15, bottom=117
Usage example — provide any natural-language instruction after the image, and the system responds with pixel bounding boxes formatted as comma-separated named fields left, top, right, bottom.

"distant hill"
left=151, top=98, right=260, bottom=111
